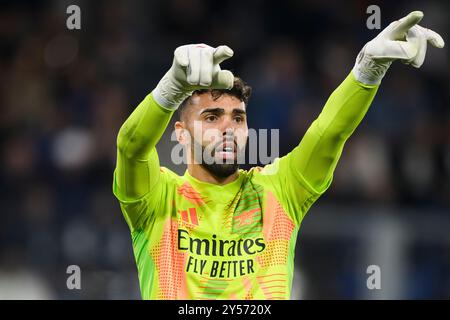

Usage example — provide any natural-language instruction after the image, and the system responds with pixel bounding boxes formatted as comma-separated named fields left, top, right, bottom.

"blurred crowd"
left=0, top=0, right=449, bottom=299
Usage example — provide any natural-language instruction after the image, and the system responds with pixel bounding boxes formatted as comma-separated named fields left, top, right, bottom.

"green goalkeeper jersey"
left=113, top=72, right=379, bottom=299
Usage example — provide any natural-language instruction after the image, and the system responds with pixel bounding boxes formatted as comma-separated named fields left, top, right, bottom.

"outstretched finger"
left=390, top=11, right=424, bottom=39
left=213, top=45, right=234, bottom=65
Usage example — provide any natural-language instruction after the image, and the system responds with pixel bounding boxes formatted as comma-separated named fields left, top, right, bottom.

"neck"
left=187, top=163, right=239, bottom=185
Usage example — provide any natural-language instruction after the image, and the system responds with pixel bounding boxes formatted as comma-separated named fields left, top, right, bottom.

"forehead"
left=188, top=93, right=246, bottom=114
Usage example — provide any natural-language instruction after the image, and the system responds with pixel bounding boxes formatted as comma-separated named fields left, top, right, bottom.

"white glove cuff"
left=352, top=46, right=392, bottom=85
left=152, top=76, right=192, bottom=110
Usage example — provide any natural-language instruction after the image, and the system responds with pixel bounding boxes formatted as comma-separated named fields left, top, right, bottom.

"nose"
left=222, top=127, right=234, bottom=139
left=217, top=115, right=234, bottom=134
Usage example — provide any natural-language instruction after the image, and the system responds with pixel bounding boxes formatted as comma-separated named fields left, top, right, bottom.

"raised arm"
left=114, top=44, right=236, bottom=201
left=290, top=11, right=444, bottom=193
left=290, top=73, right=378, bottom=193
left=115, top=94, right=174, bottom=200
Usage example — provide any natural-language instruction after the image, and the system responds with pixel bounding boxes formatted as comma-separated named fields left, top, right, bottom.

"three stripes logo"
left=179, top=208, right=199, bottom=226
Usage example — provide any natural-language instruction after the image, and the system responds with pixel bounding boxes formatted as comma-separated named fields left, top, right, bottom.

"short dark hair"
left=177, top=76, right=252, bottom=121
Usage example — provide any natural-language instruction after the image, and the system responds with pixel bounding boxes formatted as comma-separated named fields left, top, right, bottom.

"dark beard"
left=192, top=140, right=241, bottom=179
left=200, top=162, right=239, bottom=179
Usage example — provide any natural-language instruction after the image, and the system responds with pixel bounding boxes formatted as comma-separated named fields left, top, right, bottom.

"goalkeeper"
left=113, top=12, right=444, bottom=299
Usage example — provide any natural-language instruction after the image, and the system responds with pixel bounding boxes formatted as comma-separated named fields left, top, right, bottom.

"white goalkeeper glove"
left=152, top=44, right=235, bottom=110
left=352, top=11, right=445, bottom=85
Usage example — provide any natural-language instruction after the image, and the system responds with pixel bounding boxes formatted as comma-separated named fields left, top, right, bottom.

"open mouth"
left=215, top=141, right=237, bottom=159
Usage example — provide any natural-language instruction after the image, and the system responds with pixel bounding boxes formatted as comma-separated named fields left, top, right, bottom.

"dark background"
left=0, top=0, right=449, bottom=299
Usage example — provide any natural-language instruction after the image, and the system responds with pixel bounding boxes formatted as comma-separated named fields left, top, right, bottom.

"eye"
left=234, top=116, right=245, bottom=123
left=205, top=115, right=218, bottom=122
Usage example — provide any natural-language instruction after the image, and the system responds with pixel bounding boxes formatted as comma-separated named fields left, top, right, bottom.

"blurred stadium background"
left=0, top=0, right=449, bottom=299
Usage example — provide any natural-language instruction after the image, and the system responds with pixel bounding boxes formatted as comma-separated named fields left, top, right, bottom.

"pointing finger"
left=213, top=45, right=234, bottom=65
left=390, top=11, right=424, bottom=40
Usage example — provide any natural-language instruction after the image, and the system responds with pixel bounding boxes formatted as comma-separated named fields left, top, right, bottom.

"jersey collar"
left=183, top=169, right=245, bottom=203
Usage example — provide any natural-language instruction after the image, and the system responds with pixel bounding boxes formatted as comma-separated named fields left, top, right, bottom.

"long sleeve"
left=289, top=71, right=380, bottom=193
left=258, top=72, right=380, bottom=225
left=113, top=93, right=174, bottom=230
left=115, top=93, right=174, bottom=200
